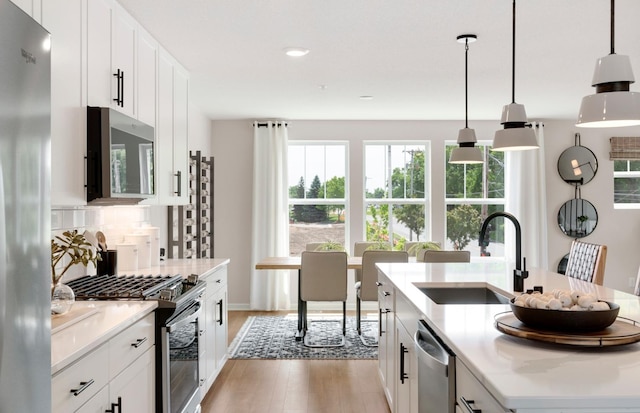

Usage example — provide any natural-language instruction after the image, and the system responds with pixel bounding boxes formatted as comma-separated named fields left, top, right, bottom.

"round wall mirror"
left=557, top=253, right=569, bottom=274
left=557, top=198, right=598, bottom=238
left=557, top=145, right=598, bottom=185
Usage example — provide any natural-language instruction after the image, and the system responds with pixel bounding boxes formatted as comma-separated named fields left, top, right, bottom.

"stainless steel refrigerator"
left=0, top=1, right=51, bottom=412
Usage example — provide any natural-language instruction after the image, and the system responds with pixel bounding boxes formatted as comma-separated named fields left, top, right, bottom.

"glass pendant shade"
left=493, top=103, right=538, bottom=151
left=450, top=128, right=483, bottom=163
left=577, top=54, right=640, bottom=127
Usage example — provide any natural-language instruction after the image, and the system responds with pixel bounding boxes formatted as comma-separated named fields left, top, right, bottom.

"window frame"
left=613, top=159, right=640, bottom=209
left=444, top=141, right=506, bottom=255
left=362, top=141, right=431, bottom=246
left=287, top=141, right=349, bottom=254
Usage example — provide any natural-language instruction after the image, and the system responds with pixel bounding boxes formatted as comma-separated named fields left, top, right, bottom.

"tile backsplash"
left=51, top=205, right=154, bottom=281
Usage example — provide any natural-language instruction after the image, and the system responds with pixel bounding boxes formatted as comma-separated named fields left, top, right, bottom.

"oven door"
left=162, top=301, right=202, bottom=413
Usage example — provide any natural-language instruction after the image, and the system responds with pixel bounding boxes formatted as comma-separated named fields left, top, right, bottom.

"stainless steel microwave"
left=86, top=106, right=155, bottom=204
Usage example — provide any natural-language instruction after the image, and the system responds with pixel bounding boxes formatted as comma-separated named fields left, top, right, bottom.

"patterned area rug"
left=228, top=314, right=378, bottom=359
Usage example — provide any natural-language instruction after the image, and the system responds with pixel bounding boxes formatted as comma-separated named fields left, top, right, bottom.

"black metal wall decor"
left=556, top=133, right=598, bottom=271
left=557, top=133, right=598, bottom=185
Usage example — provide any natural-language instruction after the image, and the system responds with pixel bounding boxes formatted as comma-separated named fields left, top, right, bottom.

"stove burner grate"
left=65, top=274, right=183, bottom=300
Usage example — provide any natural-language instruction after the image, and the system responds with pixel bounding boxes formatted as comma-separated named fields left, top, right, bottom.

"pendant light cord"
left=610, top=0, right=615, bottom=54
left=511, top=0, right=516, bottom=104
left=465, top=39, right=469, bottom=128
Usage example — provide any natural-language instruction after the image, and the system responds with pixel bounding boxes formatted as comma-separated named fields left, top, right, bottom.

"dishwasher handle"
left=415, top=320, right=452, bottom=376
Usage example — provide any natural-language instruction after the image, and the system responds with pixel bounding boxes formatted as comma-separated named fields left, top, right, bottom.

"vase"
left=51, top=282, right=75, bottom=315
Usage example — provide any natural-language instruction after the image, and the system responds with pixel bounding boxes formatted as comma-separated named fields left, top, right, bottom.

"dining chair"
left=353, top=241, right=387, bottom=287
left=357, top=250, right=408, bottom=346
left=564, top=239, right=607, bottom=285
left=306, top=242, right=326, bottom=252
left=300, top=251, right=348, bottom=347
left=422, top=250, right=471, bottom=263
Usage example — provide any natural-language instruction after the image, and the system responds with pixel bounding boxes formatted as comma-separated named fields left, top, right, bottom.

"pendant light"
left=450, top=34, right=483, bottom=164
left=577, top=0, right=640, bottom=128
left=492, top=0, right=538, bottom=151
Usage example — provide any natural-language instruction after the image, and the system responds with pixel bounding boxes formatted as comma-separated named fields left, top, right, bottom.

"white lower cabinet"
left=52, top=313, right=156, bottom=413
left=456, top=360, right=511, bottom=413
left=377, top=273, right=395, bottom=411
left=199, top=265, right=228, bottom=396
left=395, top=319, right=418, bottom=413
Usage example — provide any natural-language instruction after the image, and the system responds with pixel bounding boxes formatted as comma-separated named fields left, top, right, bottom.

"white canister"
left=124, top=234, right=151, bottom=270
left=137, top=227, right=160, bottom=266
left=116, top=243, right=139, bottom=273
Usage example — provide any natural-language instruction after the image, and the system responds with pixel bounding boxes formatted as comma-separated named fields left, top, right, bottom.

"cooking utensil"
left=96, top=231, right=107, bottom=251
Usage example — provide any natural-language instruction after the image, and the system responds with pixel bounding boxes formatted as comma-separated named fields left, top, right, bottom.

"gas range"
left=65, top=273, right=206, bottom=413
left=65, top=273, right=206, bottom=317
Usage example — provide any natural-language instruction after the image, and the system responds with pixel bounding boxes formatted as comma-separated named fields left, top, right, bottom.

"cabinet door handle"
left=105, top=396, right=122, bottom=413
left=174, top=170, right=182, bottom=196
left=199, top=329, right=205, bottom=337
left=399, top=343, right=409, bottom=384
left=459, top=397, right=481, bottom=412
left=70, top=379, right=94, bottom=396
left=112, top=69, right=124, bottom=107
left=217, top=298, right=224, bottom=325
left=383, top=291, right=391, bottom=297
left=375, top=281, right=382, bottom=286
left=131, top=337, right=148, bottom=348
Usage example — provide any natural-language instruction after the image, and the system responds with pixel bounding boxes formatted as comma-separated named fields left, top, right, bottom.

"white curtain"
left=250, top=121, right=291, bottom=310
left=504, top=122, right=549, bottom=270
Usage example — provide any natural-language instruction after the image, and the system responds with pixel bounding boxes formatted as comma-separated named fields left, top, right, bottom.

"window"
left=364, top=143, right=429, bottom=249
left=614, top=160, right=640, bottom=208
left=288, top=143, right=347, bottom=255
left=444, top=143, right=505, bottom=257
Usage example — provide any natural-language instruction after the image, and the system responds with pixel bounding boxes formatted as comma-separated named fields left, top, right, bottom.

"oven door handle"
left=166, top=303, right=201, bottom=332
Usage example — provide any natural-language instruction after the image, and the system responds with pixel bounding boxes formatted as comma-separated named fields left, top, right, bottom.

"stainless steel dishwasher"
left=415, top=320, right=456, bottom=413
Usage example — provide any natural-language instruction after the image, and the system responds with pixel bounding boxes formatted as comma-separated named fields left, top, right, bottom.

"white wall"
left=212, top=119, right=640, bottom=309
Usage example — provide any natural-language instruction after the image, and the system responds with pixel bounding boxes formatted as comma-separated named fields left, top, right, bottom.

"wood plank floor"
left=200, top=311, right=391, bottom=413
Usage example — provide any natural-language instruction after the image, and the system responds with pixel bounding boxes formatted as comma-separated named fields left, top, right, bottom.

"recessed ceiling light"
left=360, top=96, right=374, bottom=100
left=284, top=47, right=309, bottom=57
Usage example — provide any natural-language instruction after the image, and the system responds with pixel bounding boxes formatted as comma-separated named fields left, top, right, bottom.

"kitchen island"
left=377, top=260, right=640, bottom=412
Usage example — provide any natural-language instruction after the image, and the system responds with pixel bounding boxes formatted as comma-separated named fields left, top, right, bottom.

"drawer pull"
left=131, top=337, right=148, bottom=348
left=460, top=397, right=481, bottom=413
left=216, top=279, right=222, bottom=283
left=70, top=379, right=94, bottom=396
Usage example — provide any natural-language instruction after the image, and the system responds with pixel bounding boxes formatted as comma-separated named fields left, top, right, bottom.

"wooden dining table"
left=255, top=256, right=363, bottom=340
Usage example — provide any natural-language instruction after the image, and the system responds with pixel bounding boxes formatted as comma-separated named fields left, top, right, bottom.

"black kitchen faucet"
left=478, top=211, right=529, bottom=292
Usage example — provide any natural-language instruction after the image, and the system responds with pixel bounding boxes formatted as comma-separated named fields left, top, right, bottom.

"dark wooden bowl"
left=510, top=299, right=620, bottom=332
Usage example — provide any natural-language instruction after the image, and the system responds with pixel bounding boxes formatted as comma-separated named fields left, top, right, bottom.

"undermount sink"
left=418, top=286, right=512, bottom=305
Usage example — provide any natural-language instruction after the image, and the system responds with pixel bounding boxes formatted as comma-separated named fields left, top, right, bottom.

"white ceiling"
left=118, top=0, right=640, bottom=122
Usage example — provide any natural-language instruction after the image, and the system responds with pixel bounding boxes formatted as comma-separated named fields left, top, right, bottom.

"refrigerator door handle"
left=0, top=163, right=6, bottom=374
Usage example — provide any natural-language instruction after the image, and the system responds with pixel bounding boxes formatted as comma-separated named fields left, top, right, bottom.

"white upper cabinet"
left=43, top=0, right=86, bottom=207
left=42, top=0, right=189, bottom=206
left=11, top=0, right=42, bottom=23
left=87, top=0, right=137, bottom=118
left=137, top=28, right=157, bottom=128
left=156, top=49, right=189, bottom=205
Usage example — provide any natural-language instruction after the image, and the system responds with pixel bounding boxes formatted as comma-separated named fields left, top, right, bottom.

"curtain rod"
left=254, top=121, right=288, bottom=128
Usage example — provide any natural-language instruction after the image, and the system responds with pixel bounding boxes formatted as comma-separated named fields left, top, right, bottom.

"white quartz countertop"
left=377, top=260, right=640, bottom=411
left=52, top=258, right=229, bottom=375
left=51, top=300, right=157, bottom=375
